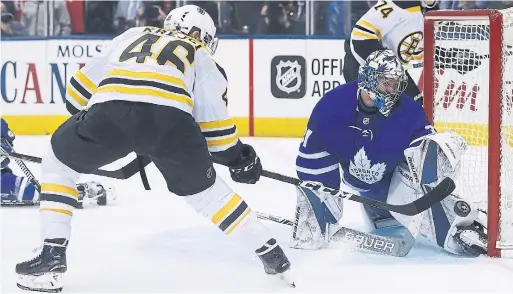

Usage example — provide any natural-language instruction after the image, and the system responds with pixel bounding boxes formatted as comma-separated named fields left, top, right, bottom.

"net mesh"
left=431, top=9, right=513, bottom=251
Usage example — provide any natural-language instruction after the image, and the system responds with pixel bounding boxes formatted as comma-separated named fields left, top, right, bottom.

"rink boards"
left=3, top=37, right=508, bottom=144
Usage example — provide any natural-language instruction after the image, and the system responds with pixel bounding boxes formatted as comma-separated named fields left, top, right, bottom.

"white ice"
left=1, top=136, right=512, bottom=293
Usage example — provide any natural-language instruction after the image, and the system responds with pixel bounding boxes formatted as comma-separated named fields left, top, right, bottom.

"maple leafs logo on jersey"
left=349, top=147, right=386, bottom=184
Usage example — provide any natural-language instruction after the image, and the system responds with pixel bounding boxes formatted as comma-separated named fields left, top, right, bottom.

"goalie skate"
left=454, top=221, right=488, bottom=257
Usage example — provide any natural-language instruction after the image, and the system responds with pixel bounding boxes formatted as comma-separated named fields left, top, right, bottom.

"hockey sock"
left=184, top=175, right=274, bottom=251
left=39, top=147, right=80, bottom=240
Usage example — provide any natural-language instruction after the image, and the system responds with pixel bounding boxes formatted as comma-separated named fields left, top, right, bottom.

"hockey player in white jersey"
left=15, top=5, right=293, bottom=292
left=343, top=0, right=439, bottom=105
left=293, top=49, right=488, bottom=257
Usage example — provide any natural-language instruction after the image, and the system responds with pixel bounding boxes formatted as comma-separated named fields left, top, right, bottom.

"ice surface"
left=1, top=136, right=512, bottom=293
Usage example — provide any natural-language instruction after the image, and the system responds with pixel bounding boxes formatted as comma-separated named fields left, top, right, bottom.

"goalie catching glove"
left=402, top=131, right=488, bottom=256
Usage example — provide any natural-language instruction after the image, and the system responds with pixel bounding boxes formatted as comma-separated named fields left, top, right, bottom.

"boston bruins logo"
left=397, top=31, right=423, bottom=64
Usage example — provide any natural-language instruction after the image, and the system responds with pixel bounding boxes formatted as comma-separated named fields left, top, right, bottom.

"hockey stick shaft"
left=256, top=211, right=294, bottom=226
left=255, top=211, right=414, bottom=257
left=136, top=155, right=151, bottom=190
left=9, top=152, right=41, bottom=164
left=261, top=170, right=455, bottom=216
left=7, top=151, right=150, bottom=180
left=2, top=142, right=41, bottom=193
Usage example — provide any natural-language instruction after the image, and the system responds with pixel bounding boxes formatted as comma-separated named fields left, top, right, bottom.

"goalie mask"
left=163, top=5, right=219, bottom=55
left=357, top=49, right=408, bottom=117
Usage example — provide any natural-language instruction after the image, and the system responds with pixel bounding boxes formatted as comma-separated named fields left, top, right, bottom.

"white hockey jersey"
left=65, top=26, right=238, bottom=155
left=350, top=0, right=424, bottom=68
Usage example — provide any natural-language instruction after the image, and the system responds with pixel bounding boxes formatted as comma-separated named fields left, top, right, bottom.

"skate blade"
left=279, top=271, right=296, bottom=288
left=17, top=273, right=63, bottom=293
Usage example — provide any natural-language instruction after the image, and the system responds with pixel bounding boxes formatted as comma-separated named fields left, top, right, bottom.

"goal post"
left=423, top=9, right=513, bottom=258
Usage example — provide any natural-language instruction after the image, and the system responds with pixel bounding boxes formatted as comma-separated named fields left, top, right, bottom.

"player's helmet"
left=163, top=5, right=219, bottom=55
left=421, top=0, right=438, bottom=9
left=357, top=49, right=408, bottom=117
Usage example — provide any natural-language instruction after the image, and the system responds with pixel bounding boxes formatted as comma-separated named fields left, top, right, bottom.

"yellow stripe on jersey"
left=198, top=119, right=235, bottom=131
left=199, top=119, right=238, bottom=151
left=206, top=135, right=238, bottom=148
left=356, top=20, right=382, bottom=39
left=106, top=69, right=187, bottom=89
left=40, top=208, right=73, bottom=216
left=41, top=184, right=78, bottom=199
left=212, top=194, right=241, bottom=225
left=75, top=70, right=98, bottom=94
left=405, top=6, right=421, bottom=13
left=96, top=85, right=194, bottom=108
left=66, top=84, right=88, bottom=106
left=351, top=30, right=379, bottom=40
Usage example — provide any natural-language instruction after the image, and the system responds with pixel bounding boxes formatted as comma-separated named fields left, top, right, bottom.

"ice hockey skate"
left=16, top=239, right=68, bottom=293
left=75, top=181, right=117, bottom=208
left=256, top=238, right=295, bottom=288
left=454, top=221, right=488, bottom=257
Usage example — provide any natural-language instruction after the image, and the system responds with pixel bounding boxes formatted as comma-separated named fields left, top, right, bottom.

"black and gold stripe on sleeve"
left=198, top=119, right=239, bottom=152
left=97, top=69, right=193, bottom=108
left=39, top=183, right=79, bottom=216
left=66, top=71, right=97, bottom=114
left=352, top=20, right=382, bottom=40
left=211, top=193, right=252, bottom=235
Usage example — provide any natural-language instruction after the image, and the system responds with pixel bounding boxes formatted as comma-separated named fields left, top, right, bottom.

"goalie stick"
left=255, top=211, right=415, bottom=257
left=261, top=170, right=455, bottom=216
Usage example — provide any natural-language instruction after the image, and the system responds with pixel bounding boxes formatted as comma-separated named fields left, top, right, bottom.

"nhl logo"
left=271, top=55, right=306, bottom=99
left=275, top=60, right=302, bottom=94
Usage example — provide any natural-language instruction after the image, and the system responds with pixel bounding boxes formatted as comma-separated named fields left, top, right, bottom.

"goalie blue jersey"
left=296, top=80, right=433, bottom=196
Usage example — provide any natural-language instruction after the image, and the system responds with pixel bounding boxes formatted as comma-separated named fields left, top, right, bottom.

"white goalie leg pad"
left=184, top=175, right=273, bottom=251
left=289, top=186, right=343, bottom=250
left=17, top=273, right=63, bottom=293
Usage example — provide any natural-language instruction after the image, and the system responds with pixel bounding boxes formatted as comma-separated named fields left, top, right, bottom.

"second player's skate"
left=75, top=181, right=117, bottom=208
left=256, top=238, right=295, bottom=288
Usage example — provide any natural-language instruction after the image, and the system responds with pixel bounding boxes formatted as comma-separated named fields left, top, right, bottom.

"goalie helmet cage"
left=424, top=9, right=513, bottom=258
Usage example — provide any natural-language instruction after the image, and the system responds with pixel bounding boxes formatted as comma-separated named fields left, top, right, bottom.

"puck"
left=454, top=200, right=471, bottom=217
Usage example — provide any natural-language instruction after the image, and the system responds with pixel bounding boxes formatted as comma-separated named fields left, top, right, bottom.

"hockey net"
left=424, top=9, right=513, bottom=258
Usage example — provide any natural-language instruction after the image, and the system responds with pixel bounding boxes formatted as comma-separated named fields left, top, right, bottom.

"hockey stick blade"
left=261, top=170, right=455, bottom=216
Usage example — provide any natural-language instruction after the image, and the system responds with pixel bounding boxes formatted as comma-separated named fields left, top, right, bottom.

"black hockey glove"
left=229, top=144, right=262, bottom=184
